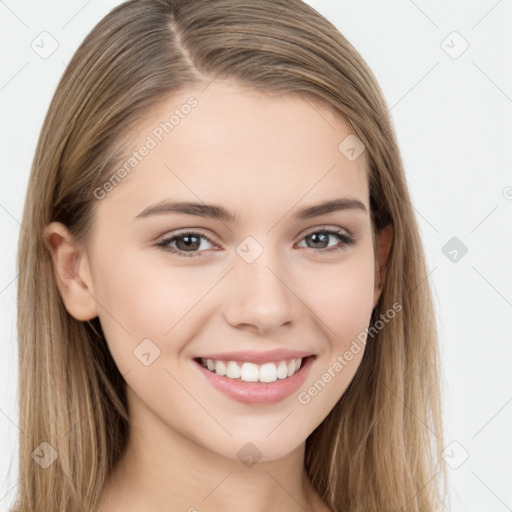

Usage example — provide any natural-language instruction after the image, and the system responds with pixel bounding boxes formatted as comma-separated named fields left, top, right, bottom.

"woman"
left=13, top=0, right=447, bottom=510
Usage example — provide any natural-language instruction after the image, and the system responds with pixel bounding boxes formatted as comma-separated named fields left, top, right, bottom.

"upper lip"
left=194, top=349, right=315, bottom=365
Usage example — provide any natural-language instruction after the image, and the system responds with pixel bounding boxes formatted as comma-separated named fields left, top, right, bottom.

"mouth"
left=192, top=355, right=316, bottom=404
left=193, top=355, right=313, bottom=383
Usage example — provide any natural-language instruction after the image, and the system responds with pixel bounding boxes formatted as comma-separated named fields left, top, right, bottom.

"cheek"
left=295, top=256, right=375, bottom=416
left=92, top=248, right=219, bottom=370
left=90, top=254, right=182, bottom=371
left=304, top=249, right=376, bottom=344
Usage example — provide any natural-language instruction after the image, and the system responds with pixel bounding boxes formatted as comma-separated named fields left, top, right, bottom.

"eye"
left=155, top=231, right=217, bottom=257
left=155, top=227, right=355, bottom=258
left=297, top=228, right=355, bottom=255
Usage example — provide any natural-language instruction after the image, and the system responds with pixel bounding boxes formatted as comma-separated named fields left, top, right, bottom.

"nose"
left=223, top=249, right=301, bottom=335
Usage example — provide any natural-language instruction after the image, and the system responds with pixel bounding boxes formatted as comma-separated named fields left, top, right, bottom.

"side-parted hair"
left=14, top=0, right=447, bottom=510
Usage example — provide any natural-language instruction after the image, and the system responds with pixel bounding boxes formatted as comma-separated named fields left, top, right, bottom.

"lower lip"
left=193, top=356, right=315, bottom=404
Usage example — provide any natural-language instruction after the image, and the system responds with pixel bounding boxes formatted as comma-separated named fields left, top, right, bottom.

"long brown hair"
left=13, top=0, right=447, bottom=510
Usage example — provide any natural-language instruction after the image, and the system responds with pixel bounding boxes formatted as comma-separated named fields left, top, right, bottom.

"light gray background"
left=1, top=1, right=511, bottom=510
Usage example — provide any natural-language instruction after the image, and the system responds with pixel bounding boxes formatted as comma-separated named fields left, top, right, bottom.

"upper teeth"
left=200, top=357, right=303, bottom=383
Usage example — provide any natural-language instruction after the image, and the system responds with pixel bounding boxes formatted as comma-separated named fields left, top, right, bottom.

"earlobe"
left=43, top=222, right=99, bottom=321
left=372, top=222, right=393, bottom=309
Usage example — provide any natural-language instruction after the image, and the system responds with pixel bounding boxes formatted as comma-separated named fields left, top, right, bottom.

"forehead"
left=95, top=80, right=369, bottom=222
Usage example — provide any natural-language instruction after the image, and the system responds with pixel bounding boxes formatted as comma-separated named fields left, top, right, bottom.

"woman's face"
left=59, top=80, right=389, bottom=462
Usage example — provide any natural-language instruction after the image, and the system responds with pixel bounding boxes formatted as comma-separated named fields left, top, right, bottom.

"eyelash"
left=155, top=228, right=355, bottom=258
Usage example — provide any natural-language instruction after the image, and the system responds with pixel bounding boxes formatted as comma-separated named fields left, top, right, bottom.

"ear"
left=43, top=222, right=99, bottom=321
left=372, top=222, right=393, bottom=309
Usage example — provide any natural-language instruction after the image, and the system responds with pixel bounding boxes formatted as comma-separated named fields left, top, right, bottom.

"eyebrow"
left=134, top=197, right=368, bottom=223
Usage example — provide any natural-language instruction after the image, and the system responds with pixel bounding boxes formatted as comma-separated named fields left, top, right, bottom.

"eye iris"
left=176, top=235, right=201, bottom=251
left=308, top=232, right=329, bottom=249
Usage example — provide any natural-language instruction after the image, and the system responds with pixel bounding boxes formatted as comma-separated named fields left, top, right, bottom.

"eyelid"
left=156, top=229, right=218, bottom=248
left=301, top=224, right=354, bottom=239
left=157, top=224, right=353, bottom=245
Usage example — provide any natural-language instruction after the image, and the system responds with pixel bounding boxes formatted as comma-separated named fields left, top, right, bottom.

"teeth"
left=277, top=361, right=288, bottom=379
left=200, top=357, right=305, bottom=382
left=240, top=362, right=260, bottom=382
left=287, top=359, right=296, bottom=377
left=214, top=360, right=227, bottom=376
left=226, top=361, right=241, bottom=379
left=259, top=363, right=278, bottom=383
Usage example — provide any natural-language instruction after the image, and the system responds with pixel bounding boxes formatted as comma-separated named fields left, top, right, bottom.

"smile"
left=193, top=355, right=316, bottom=404
left=196, top=357, right=303, bottom=383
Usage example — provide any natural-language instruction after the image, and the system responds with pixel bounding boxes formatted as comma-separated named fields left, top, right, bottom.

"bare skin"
left=45, top=79, right=392, bottom=512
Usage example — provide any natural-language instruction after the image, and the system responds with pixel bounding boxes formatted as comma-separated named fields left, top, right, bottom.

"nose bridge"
left=236, top=234, right=289, bottom=300
left=225, top=234, right=298, bottom=333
